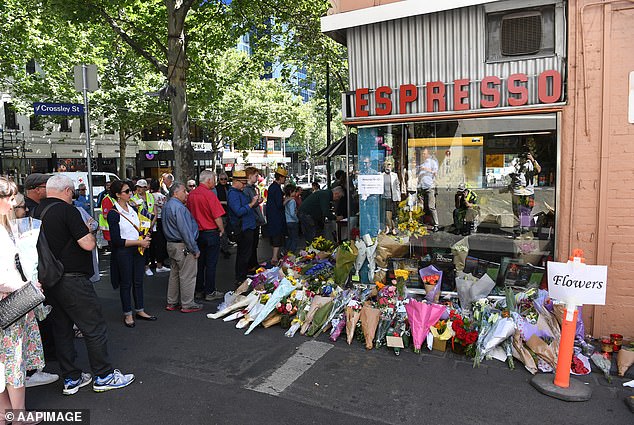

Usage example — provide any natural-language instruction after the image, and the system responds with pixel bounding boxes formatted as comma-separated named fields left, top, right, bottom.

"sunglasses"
left=79, top=189, right=86, bottom=191
left=219, top=178, right=228, bottom=181
left=121, top=189, right=131, bottom=194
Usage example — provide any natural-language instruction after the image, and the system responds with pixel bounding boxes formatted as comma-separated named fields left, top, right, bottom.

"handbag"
left=0, top=254, right=45, bottom=329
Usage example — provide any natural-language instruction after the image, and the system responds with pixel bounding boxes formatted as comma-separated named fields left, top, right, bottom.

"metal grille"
left=501, top=12, right=542, bottom=56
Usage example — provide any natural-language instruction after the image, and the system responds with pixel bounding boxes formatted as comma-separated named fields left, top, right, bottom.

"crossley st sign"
left=33, top=102, right=84, bottom=116
left=352, top=70, right=563, bottom=118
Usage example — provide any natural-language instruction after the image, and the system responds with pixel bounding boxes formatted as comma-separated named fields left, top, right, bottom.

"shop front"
left=323, top=0, right=634, bottom=338
left=353, top=113, right=558, bottom=287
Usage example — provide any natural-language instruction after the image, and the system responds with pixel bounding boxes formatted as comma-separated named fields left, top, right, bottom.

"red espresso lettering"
left=375, top=86, right=392, bottom=115
left=508, top=73, right=528, bottom=106
left=538, top=70, right=562, bottom=103
left=355, top=88, right=369, bottom=117
left=426, top=81, right=446, bottom=112
left=453, top=79, right=470, bottom=111
left=480, top=76, right=501, bottom=108
left=399, top=84, right=418, bottom=114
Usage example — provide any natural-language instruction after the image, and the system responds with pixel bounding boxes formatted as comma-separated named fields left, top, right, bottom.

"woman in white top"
left=0, top=177, right=44, bottom=424
left=106, top=180, right=154, bottom=328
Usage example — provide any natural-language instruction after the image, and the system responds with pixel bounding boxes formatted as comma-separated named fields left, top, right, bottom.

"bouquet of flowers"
left=245, top=278, right=296, bottom=335
left=315, top=288, right=354, bottom=337
left=275, top=293, right=299, bottom=328
left=397, top=219, right=427, bottom=238
left=360, top=302, right=381, bottom=350
left=308, top=236, right=336, bottom=257
left=334, top=241, right=358, bottom=285
left=345, top=300, right=363, bottom=345
left=449, top=310, right=479, bottom=357
left=301, top=260, right=334, bottom=282
left=450, top=237, right=470, bottom=272
left=419, top=265, right=442, bottom=303
left=285, top=296, right=312, bottom=338
left=405, top=299, right=445, bottom=353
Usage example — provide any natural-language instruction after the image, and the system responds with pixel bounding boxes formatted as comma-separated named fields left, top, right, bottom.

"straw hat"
left=274, top=166, right=288, bottom=177
left=232, top=170, right=247, bottom=181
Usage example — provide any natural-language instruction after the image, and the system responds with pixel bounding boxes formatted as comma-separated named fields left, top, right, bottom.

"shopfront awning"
left=315, top=133, right=357, bottom=158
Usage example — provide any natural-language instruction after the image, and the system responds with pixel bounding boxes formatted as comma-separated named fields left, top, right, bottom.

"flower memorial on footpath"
left=207, top=234, right=632, bottom=382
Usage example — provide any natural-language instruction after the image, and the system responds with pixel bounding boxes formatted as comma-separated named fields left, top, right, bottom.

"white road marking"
left=249, top=340, right=332, bottom=396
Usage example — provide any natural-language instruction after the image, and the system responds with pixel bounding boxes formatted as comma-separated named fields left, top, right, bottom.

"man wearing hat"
left=453, top=183, right=478, bottom=235
left=24, top=173, right=51, bottom=216
left=227, top=170, right=259, bottom=285
left=265, top=166, right=288, bottom=265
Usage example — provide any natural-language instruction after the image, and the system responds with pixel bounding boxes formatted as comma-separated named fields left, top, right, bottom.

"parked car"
left=58, top=171, right=120, bottom=202
left=295, top=173, right=327, bottom=190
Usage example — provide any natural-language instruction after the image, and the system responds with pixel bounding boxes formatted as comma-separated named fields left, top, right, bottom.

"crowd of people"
left=0, top=166, right=349, bottom=422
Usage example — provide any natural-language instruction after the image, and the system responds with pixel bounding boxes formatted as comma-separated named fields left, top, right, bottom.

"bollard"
left=553, top=304, right=578, bottom=388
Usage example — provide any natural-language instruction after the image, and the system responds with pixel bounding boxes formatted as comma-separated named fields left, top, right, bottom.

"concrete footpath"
left=27, top=241, right=633, bottom=425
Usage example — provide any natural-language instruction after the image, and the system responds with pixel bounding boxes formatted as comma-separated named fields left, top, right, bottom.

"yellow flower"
left=394, top=269, right=409, bottom=280
left=375, top=281, right=385, bottom=290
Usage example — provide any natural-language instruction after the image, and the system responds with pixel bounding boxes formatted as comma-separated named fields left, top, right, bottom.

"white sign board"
left=358, top=174, right=384, bottom=195
left=547, top=260, right=607, bottom=305
left=73, top=64, right=99, bottom=92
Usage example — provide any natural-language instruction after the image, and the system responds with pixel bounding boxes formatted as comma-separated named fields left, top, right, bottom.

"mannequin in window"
left=382, top=157, right=400, bottom=234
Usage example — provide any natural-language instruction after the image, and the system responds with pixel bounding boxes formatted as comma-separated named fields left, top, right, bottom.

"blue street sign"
left=33, top=102, right=84, bottom=116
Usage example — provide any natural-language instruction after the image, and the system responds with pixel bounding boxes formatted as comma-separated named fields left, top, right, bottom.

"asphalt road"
left=27, top=241, right=633, bottom=425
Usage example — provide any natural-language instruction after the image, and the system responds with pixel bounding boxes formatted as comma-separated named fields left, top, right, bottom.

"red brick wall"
left=561, top=0, right=634, bottom=338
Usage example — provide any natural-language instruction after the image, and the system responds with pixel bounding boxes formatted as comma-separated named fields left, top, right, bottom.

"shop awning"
left=315, top=134, right=357, bottom=157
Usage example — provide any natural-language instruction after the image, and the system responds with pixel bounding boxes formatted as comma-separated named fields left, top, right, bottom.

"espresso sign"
left=547, top=261, right=607, bottom=305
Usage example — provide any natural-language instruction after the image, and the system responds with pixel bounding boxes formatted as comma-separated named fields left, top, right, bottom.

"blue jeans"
left=285, top=222, right=300, bottom=253
left=114, top=247, right=146, bottom=315
left=196, top=230, right=220, bottom=295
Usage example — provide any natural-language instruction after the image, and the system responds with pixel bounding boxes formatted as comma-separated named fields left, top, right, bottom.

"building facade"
left=1, top=94, right=136, bottom=183
left=322, top=0, right=634, bottom=338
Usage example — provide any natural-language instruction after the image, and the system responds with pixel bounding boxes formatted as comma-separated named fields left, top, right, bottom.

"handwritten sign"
left=547, top=261, right=607, bottom=305
left=358, top=174, right=384, bottom=195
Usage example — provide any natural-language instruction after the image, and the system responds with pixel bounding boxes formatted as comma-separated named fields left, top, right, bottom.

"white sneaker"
left=25, top=371, right=59, bottom=388
left=145, top=269, right=154, bottom=276
left=155, top=266, right=170, bottom=273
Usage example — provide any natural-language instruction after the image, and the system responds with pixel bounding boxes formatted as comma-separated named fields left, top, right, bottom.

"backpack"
left=37, top=203, right=70, bottom=288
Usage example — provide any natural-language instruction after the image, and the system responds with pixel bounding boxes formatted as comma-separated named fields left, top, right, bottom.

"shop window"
left=355, top=114, right=557, bottom=286
left=79, top=118, right=86, bottom=133
left=486, top=5, right=555, bottom=62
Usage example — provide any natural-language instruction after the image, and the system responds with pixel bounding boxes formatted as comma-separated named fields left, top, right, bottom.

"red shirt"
left=187, top=185, right=225, bottom=231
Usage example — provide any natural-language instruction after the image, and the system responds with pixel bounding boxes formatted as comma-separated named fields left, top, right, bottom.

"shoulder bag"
left=0, top=253, right=45, bottom=329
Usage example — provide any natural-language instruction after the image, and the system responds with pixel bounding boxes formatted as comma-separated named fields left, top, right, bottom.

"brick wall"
left=561, top=0, right=634, bottom=338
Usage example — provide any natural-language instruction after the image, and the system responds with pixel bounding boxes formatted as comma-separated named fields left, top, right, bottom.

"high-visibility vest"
left=131, top=191, right=154, bottom=234
left=98, top=195, right=115, bottom=241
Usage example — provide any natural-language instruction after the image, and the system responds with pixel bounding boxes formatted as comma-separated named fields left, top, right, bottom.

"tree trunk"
left=119, top=124, right=127, bottom=178
left=167, top=0, right=194, bottom=183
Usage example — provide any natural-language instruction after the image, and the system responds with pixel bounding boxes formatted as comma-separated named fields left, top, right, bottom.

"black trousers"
left=46, top=275, right=113, bottom=380
left=248, top=226, right=260, bottom=270
left=235, top=228, right=256, bottom=283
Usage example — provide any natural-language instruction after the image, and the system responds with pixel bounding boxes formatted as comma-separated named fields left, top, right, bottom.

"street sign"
left=547, top=260, right=607, bottom=305
left=33, top=102, right=84, bottom=116
left=74, top=64, right=98, bottom=92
